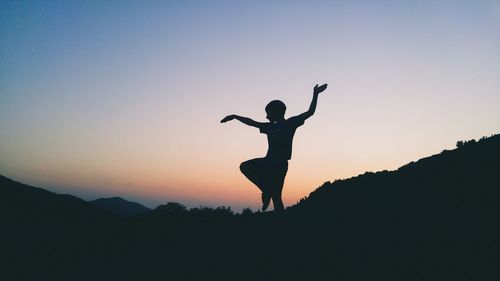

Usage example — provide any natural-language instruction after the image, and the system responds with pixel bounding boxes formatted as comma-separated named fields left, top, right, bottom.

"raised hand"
left=220, top=115, right=236, bottom=123
left=313, top=83, right=328, bottom=95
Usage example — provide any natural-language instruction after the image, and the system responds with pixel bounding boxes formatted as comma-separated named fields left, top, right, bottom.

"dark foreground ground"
left=1, top=135, right=499, bottom=280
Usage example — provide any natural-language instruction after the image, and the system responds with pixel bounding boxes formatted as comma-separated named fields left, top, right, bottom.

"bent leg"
left=240, top=158, right=269, bottom=193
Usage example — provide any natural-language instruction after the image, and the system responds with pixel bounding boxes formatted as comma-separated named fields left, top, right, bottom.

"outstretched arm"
left=296, top=83, right=328, bottom=120
left=220, top=114, right=265, bottom=128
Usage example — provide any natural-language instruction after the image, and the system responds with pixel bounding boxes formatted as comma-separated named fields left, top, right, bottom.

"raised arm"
left=296, top=83, right=328, bottom=120
left=220, top=114, right=265, bottom=128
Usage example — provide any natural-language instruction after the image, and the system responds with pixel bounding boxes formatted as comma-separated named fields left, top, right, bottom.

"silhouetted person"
left=221, top=83, right=328, bottom=211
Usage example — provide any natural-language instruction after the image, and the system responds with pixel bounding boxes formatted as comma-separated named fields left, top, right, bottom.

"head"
left=265, top=100, right=286, bottom=122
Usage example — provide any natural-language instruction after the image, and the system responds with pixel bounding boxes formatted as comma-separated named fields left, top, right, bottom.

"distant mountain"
left=89, top=197, right=151, bottom=216
left=0, top=175, right=112, bottom=223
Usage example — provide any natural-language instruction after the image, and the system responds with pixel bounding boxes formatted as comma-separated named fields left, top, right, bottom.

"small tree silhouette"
left=155, top=202, right=187, bottom=214
left=457, top=139, right=477, bottom=148
left=241, top=208, right=253, bottom=215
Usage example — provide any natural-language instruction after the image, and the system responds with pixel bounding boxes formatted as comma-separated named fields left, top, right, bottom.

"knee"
left=239, top=161, right=248, bottom=174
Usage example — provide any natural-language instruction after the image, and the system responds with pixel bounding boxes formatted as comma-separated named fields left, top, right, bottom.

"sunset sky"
left=1, top=1, right=499, bottom=211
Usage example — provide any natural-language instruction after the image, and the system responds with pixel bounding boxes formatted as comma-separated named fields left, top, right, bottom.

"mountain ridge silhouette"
left=89, top=197, right=151, bottom=217
left=292, top=133, right=499, bottom=214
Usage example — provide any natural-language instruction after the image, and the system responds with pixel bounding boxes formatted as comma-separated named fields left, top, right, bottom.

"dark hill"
left=1, top=134, right=499, bottom=281
left=280, top=134, right=500, bottom=280
left=89, top=197, right=151, bottom=216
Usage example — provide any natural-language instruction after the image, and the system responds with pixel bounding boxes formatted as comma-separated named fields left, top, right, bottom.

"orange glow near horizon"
left=1, top=1, right=500, bottom=211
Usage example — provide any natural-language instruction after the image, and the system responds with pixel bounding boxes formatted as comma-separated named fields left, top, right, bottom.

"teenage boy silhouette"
left=221, top=83, right=328, bottom=211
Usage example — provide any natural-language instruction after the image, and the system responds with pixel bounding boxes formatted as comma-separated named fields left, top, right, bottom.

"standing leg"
left=271, top=188, right=284, bottom=211
left=269, top=160, right=288, bottom=212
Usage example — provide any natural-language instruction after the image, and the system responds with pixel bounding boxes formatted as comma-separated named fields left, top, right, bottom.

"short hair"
left=265, top=100, right=286, bottom=117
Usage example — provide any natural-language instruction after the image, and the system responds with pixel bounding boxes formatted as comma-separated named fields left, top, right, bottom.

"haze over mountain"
left=1, top=134, right=499, bottom=280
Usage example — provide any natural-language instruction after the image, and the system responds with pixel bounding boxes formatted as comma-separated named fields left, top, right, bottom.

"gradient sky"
left=1, top=0, right=500, bottom=211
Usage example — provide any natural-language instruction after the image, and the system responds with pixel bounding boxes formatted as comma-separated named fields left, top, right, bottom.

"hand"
left=220, top=115, right=236, bottom=123
left=313, top=83, right=328, bottom=95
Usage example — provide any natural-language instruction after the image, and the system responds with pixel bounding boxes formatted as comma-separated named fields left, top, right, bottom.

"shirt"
left=259, top=115, right=305, bottom=160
